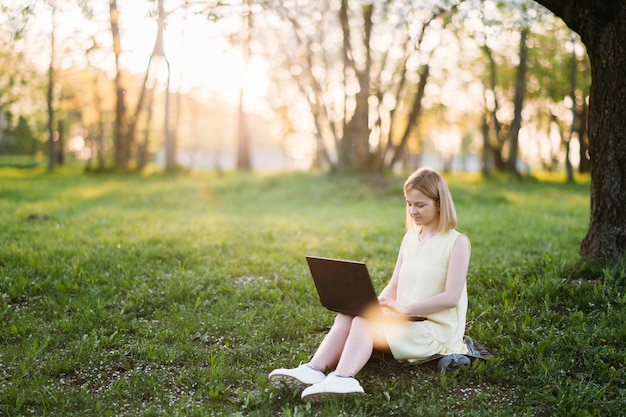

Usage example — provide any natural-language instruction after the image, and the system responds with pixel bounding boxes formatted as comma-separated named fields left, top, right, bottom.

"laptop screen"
left=305, top=256, right=380, bottom=317
left=305, top=256, right=427, bottom=322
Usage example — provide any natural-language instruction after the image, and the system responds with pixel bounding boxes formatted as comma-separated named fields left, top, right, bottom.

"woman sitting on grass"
left=269, top=167, right=471, bottom=402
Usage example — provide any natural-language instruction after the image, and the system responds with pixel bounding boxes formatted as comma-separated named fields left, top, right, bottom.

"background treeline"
left=0, top=0, right=590, bottom=176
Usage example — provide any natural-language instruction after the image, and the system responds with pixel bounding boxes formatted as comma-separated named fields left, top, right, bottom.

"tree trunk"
left=337, top=0, right=354, bottom=171
left=506, top=27, right=529, bottom=174
left=56, top=119, right=64, bottom=165
left=90, top=71, right=106, bottom=171
left=136, top=86, right=154, bottom=172
left=354, top=3, right=374, bottom=172
left=387, top=64, right=430, bottom=169
left=236, top=89, right=251, bottom=170
left=482, top=42, right=507, bottom=172
left=46, top=17, right=55, bottom=172
left=236, top=6, right=252, bottom=171
left=579, top=14, right=626, bottom=259
left=565, top=41, right=577, bottom=183
left=534, top=0, right=626, bottom=260
left=109, top=0, right=128, bottom=170
left=162, top=59, right=174, bottom=173
left=480, top=114, right=492, bottom=175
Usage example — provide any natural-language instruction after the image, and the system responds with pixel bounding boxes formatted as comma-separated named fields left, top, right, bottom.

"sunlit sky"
left=11, top=0, right=270, bottom=109
left=116, top=1, right=270, bottom=106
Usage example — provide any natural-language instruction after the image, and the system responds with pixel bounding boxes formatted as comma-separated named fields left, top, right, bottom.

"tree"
left=525, top=23, right=590, bottom=176
left=109, top=0, right=130, bottom=170
left=0, top=42, right=40, bottom=155
left=532, top=0, right=626, bottom=260
left=263, top=0, right=456, bottom=173
left=479, top=26, right=529, bottom=174
left=10, top=116, right=37, bottom=154
left=505, top=26, right=528, bottom=174
left=133, top=0, right=174, bottom=172
left=467, top=0, right=559, bottom=176
left=84, top=38, right=108, bottom=171
left=236, top=1, right=253, bottom=171
left=46, top=1, right=57, bottom=171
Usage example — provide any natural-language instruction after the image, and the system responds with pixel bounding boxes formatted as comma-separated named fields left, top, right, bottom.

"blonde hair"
left=403, top=167, right=457, bottom=233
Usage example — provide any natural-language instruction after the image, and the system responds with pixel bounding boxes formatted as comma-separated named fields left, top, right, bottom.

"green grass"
left=0, top=167, right=623, bottom=416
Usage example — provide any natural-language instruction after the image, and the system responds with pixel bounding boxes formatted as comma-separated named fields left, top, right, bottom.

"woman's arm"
left=379, top=235, right=471, bottom=316
left=378, top=249, right=403, bottom=301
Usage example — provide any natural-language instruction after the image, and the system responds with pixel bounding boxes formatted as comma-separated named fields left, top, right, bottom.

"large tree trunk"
left=534, top=0, right=626, bottom=260
left=579, top=14, right=626, bottom=259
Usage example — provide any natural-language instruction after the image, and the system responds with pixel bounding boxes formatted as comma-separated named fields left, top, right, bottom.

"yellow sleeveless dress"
left=384, top=229, right=469, bottom=361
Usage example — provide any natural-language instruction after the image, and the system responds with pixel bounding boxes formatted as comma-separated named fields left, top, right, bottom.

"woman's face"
left=405, top=188, right=440, bottom=228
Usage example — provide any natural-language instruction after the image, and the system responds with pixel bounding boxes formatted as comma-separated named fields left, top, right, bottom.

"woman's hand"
left=378, top=296, right=409, bottom=315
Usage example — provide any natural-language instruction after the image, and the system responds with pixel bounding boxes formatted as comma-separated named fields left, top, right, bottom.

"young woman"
left=269, top=167, right=471, bottom=402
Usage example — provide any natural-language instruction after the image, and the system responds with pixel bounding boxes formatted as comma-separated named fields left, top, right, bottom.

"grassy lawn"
left=0, top=166, right=623, bottom=416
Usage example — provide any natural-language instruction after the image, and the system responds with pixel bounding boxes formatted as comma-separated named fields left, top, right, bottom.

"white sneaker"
left=301, top=372, right=365, bottom=402
left=268, top=364, right=326, bottom=390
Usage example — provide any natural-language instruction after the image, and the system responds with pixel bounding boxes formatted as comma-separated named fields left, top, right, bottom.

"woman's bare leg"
left=309, top=313, right=353, bottom=372
left=334, top=316, right=389, bottom=377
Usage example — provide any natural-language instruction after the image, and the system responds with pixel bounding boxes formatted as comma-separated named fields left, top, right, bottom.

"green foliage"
left=8, top=115, right=38, bottom=155
left=0, top=168, right=623, bottom=416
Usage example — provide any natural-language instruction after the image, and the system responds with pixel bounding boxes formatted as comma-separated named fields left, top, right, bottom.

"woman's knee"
left=332, top=315, right=371, bottom=334
left=352, top=316, right=388, bottom=349
left=333, top=313, right=355, bottom=328
left=350, top=316, right=371, bottom=332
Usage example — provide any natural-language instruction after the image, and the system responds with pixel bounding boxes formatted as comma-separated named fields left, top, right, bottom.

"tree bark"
left=506, top=27, right=529, bottom=174
left=56, top=119, right=64, bottom=165
left=91, top=71, right=106, bottom=171
left=46, top=6, right=55, bottom=171
left=338, top=0, right=355, bottom=171
left=482, top=42, right=506, bottom=171
left=388, top=64, right=429, bottom=169
left=136, top=86, right=154, bottom=172
left=236, top=4, right=252, bottom=171
left=533, top=0, right=626, bottom=260
left=350, top=3, right=373, bottom=172
left=480, top=114, right=492, bottom=175
left=565, top=42, right=577, bottom=183
left=236, top=87, right=251, bottom=170
left=109, top=0, right=128, bottom=170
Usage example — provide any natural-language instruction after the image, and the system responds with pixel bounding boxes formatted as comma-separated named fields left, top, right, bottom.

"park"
left=1, top=168, right=623, bottom=415
left=1, top=1, right=625, bottom=416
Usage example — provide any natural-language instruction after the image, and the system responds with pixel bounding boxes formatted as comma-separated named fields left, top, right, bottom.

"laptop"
left=305, top=256, right=426, bottom=321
